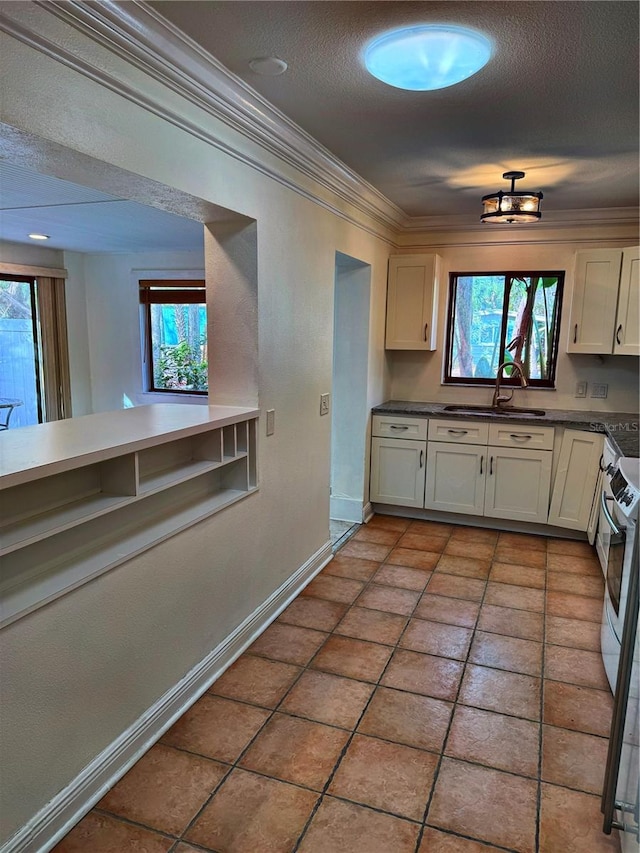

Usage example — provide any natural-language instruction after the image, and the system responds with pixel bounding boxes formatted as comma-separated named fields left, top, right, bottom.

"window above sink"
left=443, top=271, right=565, bottom=389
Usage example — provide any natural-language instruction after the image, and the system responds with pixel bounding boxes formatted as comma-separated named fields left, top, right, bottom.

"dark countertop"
left=372, top=400, right=640, bottom=458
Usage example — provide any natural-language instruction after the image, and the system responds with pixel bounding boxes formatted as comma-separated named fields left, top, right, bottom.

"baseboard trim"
left=362, top=502, right=374, bottom=523
left=1, top=541, right=333, bottom=853
left=329, top=496, right=365, bottom=524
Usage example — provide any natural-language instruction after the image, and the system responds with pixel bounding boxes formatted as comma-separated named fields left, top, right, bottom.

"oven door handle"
left=601, top=491, right=622, bottom=537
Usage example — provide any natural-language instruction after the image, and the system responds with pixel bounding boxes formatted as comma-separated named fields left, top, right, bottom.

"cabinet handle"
left=424, top=323, right=428, bottom=342
left=389, top=425, right=409, bottom=430
left=574, top=324, right=578, bottom=343
left=490, top=456, right=493, bottom=476
left=419, top=449, right=424, bottom=468
left=599, top=454, right=605, bottom=472
left=447, top=428, right=468, bottom=436
left=616, top=324, right=623, bottom=345
left=510, top=433, right=532, bottom=441
left=480, top=455, right=483, bottom=475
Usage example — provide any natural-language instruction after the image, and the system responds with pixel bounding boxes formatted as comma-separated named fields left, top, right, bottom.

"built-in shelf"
left=0, top=404, right=259, bottom=628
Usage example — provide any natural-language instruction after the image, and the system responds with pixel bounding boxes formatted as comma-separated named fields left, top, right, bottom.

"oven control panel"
left=612, top=458, right=640, bottom=519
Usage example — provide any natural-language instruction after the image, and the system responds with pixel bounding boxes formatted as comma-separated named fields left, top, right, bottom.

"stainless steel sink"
left=442, top=405, right=546, bottom=417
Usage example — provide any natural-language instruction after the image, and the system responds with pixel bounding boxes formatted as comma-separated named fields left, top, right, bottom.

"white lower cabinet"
left=424, top=442, right=485, bottom=514
left=484, top=446, right=552, bottom=523
left=373, top=415, right=556, bottom=525
left=370, top=436, right=426, bottom=507
left=424, top=441, right=551, bottom=522
left=547, top=429, right=604, bottom=531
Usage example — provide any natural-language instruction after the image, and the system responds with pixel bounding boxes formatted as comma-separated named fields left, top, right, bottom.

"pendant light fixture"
left=480, top=171, right=543, bottom=223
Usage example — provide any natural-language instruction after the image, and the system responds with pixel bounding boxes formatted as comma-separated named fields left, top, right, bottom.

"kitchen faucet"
left=491, top=360, right=529, bottom=408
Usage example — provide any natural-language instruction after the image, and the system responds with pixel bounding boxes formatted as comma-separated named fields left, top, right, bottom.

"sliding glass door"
left=0, top=274, right=70, bottom=427
left=0, top=276, right=42, bottom=426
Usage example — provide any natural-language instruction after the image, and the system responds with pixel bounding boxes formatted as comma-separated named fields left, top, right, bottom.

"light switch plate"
left=575, top=381, right=587, bottom=398
left=320, top=393, right=330, bottom=416
left=591, top=383, right=608, bottom=399
left=266, top=409, right=275, bottom=435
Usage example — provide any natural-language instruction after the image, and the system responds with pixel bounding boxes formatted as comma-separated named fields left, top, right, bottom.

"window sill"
left=441, top=382, right=557, bottom=392
left=136, top=392, right=209, bottom=405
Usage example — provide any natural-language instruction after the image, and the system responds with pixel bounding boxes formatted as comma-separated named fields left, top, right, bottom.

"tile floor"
left=53, top=516, right=621, bottom=853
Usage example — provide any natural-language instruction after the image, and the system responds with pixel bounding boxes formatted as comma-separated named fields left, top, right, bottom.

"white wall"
left=0, top=239, right=64, bottom=268
left=62, top=251, right=92, bottom=416
left=388, top=238, right=639, bottom=413
left=331, top=255, right=372, bottom=521
left=0, top=7, right=392, bottom=845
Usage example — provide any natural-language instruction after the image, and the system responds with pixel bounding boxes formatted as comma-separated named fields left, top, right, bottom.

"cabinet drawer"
left=428, top=419, right=489, bottom=445
left=488, top=423, right=554, bottom=451
left=372, top=414, right=428, bottom=441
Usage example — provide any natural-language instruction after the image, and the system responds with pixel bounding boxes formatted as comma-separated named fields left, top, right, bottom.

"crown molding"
left=403, top=207, right=640, bottom=233
left=30, top=0, right=404, bottom=238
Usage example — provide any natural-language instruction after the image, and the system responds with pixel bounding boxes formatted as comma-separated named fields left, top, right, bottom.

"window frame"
left=139, top=278, right=208, bottom=396
left=443, top=270, right=565, bottom=388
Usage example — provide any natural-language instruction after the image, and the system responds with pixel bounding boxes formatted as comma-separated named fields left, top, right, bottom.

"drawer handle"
left=510, top=433, right=532, bottom=441
left=424, top=323, right=428, bottom=342
left=448, top=428, right=468, bottom=436
left=616, top=324, right=623, bottom=345
left=389, top=425, right=409, bottom=430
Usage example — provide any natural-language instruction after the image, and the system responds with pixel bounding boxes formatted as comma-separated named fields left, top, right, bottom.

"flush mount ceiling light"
left=248, top=56, right=288, bottom=76
left=480, top=171, right=544, bottom=224
left=28, top=233, right=50, bottom=240
left=364, top=24, right=492, bottom=91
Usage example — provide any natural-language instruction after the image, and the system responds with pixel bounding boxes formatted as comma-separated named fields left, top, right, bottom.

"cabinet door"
left=547, top=430, right=604, bottom=531
left=424, top=442, right=485, bottom=515
left=385, top=254, right=440, bottom=350
left=370, top=437, right=426, bottom=507
left=613, top=246, right=640, bottom=355
left=567, top=249, right=622, bottom=353
left=484, top=447, right=552, bottom=524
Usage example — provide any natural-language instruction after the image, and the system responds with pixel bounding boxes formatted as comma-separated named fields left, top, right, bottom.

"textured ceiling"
left=0, top=161, right=206, bottom=253
left=150, top=0, right=639, bottom=218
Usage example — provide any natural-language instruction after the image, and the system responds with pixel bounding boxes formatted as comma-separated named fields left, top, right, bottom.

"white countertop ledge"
left=0, top=404, right=259, bottom=488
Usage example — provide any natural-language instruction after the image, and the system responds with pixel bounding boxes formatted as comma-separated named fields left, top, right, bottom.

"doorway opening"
left=330, top=251, right=372, bottom=544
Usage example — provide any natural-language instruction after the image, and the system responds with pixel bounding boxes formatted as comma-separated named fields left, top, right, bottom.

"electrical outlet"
left=266, top=408, right=275, bottom=436
left=575, top=381, right=587, bottom=398
left=591, top=383, right=608, bottom=399
left=320, top=393, right=330, bottom=416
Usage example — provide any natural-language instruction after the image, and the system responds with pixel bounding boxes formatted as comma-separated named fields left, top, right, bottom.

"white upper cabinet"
left=567, top=249, right=622, bottom=353
left=567, top=247, right=639, bottom=355
left=613, top=246, right=640, bottom=355
left=385, top=254, right=440, bottom=350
